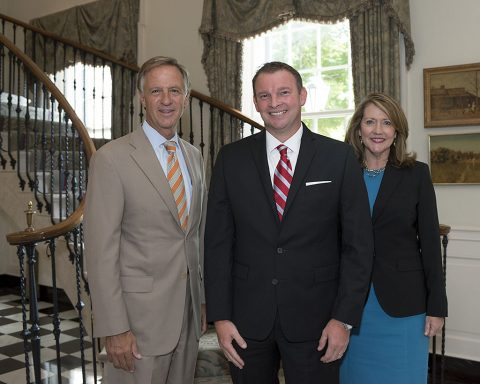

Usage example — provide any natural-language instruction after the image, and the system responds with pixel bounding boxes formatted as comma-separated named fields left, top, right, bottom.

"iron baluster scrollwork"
left=47, top=238, right=63, bottom=382
left=72, top=226, right=87, bottom=383
left=17, top=245, right=32, bottom=384
left=26, top=243, right=41, bottom=383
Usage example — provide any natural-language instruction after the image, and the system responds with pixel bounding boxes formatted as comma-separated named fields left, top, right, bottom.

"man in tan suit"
left=84, top=56, right=207, bottom=383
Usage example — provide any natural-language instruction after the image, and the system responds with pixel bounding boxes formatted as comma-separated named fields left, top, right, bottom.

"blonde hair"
left=345, top=92, right=416, bottom=167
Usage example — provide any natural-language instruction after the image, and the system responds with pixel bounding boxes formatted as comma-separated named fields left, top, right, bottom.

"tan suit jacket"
left=84, top=127, right=207, bottom=356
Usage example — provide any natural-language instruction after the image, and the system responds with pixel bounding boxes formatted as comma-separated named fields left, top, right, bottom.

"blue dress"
left=340, top=169, right=429, bottom=384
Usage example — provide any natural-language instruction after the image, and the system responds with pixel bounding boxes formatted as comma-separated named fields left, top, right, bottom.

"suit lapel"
left=372, top=164, right=403, bottom=223
left=250, top=131, right=280, bottom=224
left=283, top=125, right=317, bottom=219
left=129, top=128, right=181, bottom=228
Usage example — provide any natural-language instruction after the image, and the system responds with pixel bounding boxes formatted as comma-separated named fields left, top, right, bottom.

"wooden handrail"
left=0, top=12, right=139, bottom=71
left=190, top=90, right=264, bottom=131
left=2, top=32, right=96, bottom=246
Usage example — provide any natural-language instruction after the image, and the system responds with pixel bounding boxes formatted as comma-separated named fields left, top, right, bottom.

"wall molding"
left=444, top=225, right=480, bottom=362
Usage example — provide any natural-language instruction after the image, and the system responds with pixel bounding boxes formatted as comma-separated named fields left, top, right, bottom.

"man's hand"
left=214, top=320, right=247, bottom=369
left=105, top=330, right=142, bottom=372
left=201, top=304, right=208, bottom=335
left=424, top=316, right=444, bottom=337
left=318, top=319, right=350, bottom=363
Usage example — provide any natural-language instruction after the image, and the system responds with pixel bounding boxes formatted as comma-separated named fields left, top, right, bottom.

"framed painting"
left=424, top=63, right=480, bottom=127
left=429, top=132, right=480, bottom=184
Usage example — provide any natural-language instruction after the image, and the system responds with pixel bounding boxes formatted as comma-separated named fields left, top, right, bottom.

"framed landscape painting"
left=429, top=133, right=480, bottom=184
left=424, top=63, right=480, bottom=127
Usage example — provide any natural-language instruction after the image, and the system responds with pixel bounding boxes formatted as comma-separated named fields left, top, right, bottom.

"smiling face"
left=140, top=65, right=189, bottom=139
left=360, top=103, right=397, bottom=167
left=253, top=69, right=307, bottom=142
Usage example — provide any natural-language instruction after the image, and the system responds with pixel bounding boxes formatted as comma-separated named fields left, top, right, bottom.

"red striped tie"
left=273, top=144, right=293, bottom=221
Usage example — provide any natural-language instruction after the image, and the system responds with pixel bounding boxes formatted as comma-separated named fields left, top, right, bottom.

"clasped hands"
left=214, top=318, right=351, bottom=369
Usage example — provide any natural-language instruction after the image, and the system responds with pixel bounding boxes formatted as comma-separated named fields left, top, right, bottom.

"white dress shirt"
left=266, top=125, right=303, bottom=186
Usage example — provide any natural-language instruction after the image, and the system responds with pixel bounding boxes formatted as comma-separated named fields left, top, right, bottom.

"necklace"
left=363, top=162, right=386, bottom=177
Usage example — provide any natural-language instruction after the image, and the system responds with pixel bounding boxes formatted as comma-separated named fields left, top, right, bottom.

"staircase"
left=0, top=12, right=262, bottom=384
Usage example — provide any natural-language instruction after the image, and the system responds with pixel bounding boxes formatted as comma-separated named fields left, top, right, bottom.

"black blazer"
left=371, top=162, right=448, bottom=318
left=205, top=125, right=374, bottom=342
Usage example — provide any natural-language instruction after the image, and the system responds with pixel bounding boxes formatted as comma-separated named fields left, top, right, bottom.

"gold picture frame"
left=429, top=132, right=480, bottom=184
left=424, top=63, right=480, bottom=127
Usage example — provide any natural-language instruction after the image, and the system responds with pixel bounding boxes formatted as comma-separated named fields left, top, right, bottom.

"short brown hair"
left=345, top=92, right=416, bottom=167
left=137, top=56, right=191, bottom=94
left=252, top=61, right=303, bottom=96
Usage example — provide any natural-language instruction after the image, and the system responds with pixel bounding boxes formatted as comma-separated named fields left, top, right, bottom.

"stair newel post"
left=24, top=201, right=42, bottom=384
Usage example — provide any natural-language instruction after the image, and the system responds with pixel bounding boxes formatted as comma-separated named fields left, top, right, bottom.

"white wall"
left=138, top=0, right=209, bottom=94
left=407, top=0, right=480, bottom=361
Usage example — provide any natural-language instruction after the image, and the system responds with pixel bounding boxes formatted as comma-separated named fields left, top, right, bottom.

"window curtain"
left=27, top=0, right=140, bottom=139
left=199, top=0, right=414, bottom=163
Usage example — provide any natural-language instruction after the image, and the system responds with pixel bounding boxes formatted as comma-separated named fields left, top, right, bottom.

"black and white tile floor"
left=1, top=285, right=477, bottom=384
left=0, top=288, right=98, bottom=384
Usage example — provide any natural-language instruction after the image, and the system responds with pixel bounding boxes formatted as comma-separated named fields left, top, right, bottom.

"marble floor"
left=0, top=283, right=478, bottom=384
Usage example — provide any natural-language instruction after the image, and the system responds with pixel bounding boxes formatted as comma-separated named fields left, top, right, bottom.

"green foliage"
left=321, top=23, right=349, bottom=67
left=323, top=69, right=350, bottom=110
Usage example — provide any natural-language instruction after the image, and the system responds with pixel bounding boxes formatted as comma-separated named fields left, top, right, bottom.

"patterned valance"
left=200, top=0, right=413, bottom=67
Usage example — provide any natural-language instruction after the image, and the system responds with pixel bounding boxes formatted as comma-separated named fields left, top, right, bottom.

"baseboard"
left=0, top=273, right=70, bottom=304
left=430, top=354, right=480, bottom=382
left=0, top=274, right=20, bottom=289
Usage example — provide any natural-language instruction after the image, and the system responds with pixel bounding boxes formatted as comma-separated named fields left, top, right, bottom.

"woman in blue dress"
left=340, top=93, right=448, bottom=384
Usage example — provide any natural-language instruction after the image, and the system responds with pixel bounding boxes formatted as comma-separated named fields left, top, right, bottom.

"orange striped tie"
left=164, top=141, right=188, bottom=231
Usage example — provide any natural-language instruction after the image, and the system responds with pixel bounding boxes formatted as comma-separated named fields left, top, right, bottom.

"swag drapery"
left=27, top=0, right=140, bottom=139
left=200, top=0, right=415, bottom=163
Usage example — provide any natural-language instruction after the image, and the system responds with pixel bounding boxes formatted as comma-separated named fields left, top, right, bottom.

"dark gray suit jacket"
left=205, top=125, right=374, bottom=342
left=370, top=162, right=448, bottom=318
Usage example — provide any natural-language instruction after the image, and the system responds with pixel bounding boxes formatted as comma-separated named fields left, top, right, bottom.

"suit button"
left=272, top=278, right=279, bottom=285
left=277, top=248, right=283, bottom=254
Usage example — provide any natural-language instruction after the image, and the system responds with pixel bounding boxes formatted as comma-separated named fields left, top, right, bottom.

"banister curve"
left=2, top=32, right=95, bottom=246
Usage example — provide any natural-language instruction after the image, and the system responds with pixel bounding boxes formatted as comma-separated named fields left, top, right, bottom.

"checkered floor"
left=0, top=287, right=99, bottom=384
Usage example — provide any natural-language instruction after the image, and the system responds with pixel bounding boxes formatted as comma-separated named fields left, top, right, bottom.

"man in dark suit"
left=204, top=62, right=374, bottom=383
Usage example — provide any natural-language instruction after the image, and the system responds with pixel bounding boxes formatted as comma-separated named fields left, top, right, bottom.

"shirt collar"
left=266, top=124, right=303, bottom=154
left=142, top=120, right=179, bottom=148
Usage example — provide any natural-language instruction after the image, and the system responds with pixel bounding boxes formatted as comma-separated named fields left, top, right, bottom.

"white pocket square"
left=305, top=180, right=332, bottom=186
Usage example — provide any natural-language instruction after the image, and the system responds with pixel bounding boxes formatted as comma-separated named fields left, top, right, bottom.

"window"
left=242, top=19, right=354, bottom=141
left=50, top=63, right=112, bottom=139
